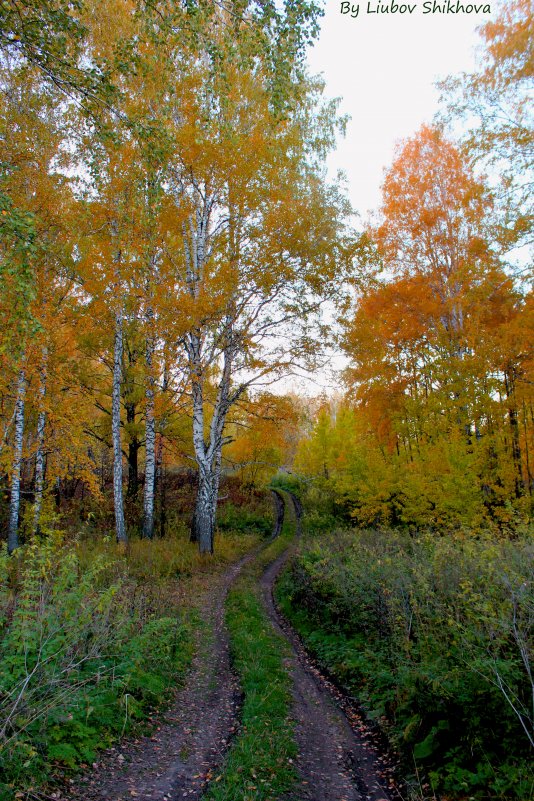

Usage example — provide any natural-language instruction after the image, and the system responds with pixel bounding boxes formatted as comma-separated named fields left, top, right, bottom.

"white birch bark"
left=33, top=347, right=48, bottom=534
left=189, top=331, right=235, bottom=554
left=8, top=368, right=26, bottom=554
left=112, top=310, right=127, bottom=544
left=142, top=304, right=156, bottom=540
left=181, top=192, right=243, bottom=553
left=110, top=218, right=127, bottom=545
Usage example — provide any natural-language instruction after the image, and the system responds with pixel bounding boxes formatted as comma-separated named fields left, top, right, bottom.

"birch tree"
left=167, top=61, right=354, bottom=552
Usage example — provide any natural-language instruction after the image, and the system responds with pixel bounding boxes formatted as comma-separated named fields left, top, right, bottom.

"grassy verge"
left=0, top=529, right=260, bottom=800
left=204, top=528, right=297, bottom=801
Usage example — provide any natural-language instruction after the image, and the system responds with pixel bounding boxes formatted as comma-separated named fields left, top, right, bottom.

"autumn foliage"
left=297, top=125, right=533, bottom=530
left=0, top=0, right=349, bottom=552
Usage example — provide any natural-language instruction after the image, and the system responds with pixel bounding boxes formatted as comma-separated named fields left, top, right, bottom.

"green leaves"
left=0, top=188, right=37, bottom=346
left=0, top=0, right=116, bottom=112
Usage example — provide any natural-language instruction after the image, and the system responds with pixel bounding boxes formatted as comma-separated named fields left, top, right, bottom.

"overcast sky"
left=306, top=0, right=494, bottom=219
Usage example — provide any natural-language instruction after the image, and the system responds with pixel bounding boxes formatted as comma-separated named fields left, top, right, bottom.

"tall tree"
left=166, top=56, right=353, bottom=552
left=339, top=127, right=532, bottom=527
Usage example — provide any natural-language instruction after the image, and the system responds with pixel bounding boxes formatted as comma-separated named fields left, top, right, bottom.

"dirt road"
left=59, top=496, right=401, bottom=801
left=259, top=496, right=400, bottom=801
left=60, top=554, right=253, bottom=801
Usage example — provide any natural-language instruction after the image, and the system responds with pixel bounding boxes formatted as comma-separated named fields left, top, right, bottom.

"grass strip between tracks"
left=204, top=527, right=297, bottom=801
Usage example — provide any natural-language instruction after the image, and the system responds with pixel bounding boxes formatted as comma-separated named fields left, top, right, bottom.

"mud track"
left=59, top=553, right=254, bottom=801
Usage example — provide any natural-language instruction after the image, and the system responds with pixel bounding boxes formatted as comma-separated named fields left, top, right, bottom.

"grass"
left=77, top=528, right=260, bottom=583
left=204, top=526, right=298, bottom=801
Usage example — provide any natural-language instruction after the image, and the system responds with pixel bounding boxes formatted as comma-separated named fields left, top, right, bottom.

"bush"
left=277, top=528, right=534, bottom=799
left=217, top=502, right=272, bottom=537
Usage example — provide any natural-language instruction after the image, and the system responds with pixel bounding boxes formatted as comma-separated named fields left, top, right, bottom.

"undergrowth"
left=204, top=527, right=297, bottom=801
left=0, top=526, right=259, bottom=800
left=276, top=528, right=534, bottom=801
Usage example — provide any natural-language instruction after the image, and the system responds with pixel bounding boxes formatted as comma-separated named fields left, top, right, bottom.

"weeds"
left=277, top=528, right=534, bottom=800
left=0, top=527, right=259, bottom=800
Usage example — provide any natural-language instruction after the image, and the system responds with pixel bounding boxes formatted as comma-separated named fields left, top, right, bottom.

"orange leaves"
left=335, top=121, right=533, bottom=530
left=375, top=125, right=493, bottom=281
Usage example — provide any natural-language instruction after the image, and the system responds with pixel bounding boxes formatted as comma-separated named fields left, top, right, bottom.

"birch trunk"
left=142, top=320, right=156, bottom=540
left=182, top=200, right=234, bottom=554
left=195, top=464, right=216, bottom=554
left=190, top=339, right=234, bottom=554
left=112, top=311, right=127, bottom=544
left=156, top=359, right=169, bottom=538
left=8, top=369, right=26, bottom=554
left=33, top=347, right=48, bottom=534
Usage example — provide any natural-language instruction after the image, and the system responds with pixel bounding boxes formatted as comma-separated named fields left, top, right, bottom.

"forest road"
left=261, top=493, right=401, bottom=801
left=59, top=550, right=255, bottom=801
left=59, top=493, right=401, bottom=801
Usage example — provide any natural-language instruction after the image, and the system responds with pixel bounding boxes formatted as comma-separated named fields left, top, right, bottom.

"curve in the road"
left=61, top=553, right=254, bottom=801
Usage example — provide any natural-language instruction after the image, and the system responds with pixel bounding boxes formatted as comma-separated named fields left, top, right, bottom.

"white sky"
left=307, top=0, right=494, bottom=218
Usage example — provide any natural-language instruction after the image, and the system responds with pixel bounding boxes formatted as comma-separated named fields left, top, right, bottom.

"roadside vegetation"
left=0, top=486, right=271, bottom=800
left=277, top=526, right=534, bottom=800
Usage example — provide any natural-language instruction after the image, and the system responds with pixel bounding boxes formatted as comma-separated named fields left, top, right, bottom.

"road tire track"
left=259, top=493, right=400, bottom=801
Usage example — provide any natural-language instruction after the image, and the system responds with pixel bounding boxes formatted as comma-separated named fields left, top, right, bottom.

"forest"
left=0, top=0, right=532, bottom=799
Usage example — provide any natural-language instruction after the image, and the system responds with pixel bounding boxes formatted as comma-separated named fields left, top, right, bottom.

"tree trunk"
left=126, top=402, right=139, bottom=497
left=112, top=311, right=127, bottom=544
left=142, top=328, right=156, bottom=539
left=195, top=466, right=215, bottom=554
left=33, top=348, right=48, bottom=535
left=8, top=369, right=26, bottom=554
left=505, top=369, right=524, bottom=497
left=157, top=434, right=166, bottom=537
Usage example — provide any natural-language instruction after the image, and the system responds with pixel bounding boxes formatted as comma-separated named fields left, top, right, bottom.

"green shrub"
left=217, top=503, right=272, bottom=537
left=277, top=528, right=534, bottom=800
